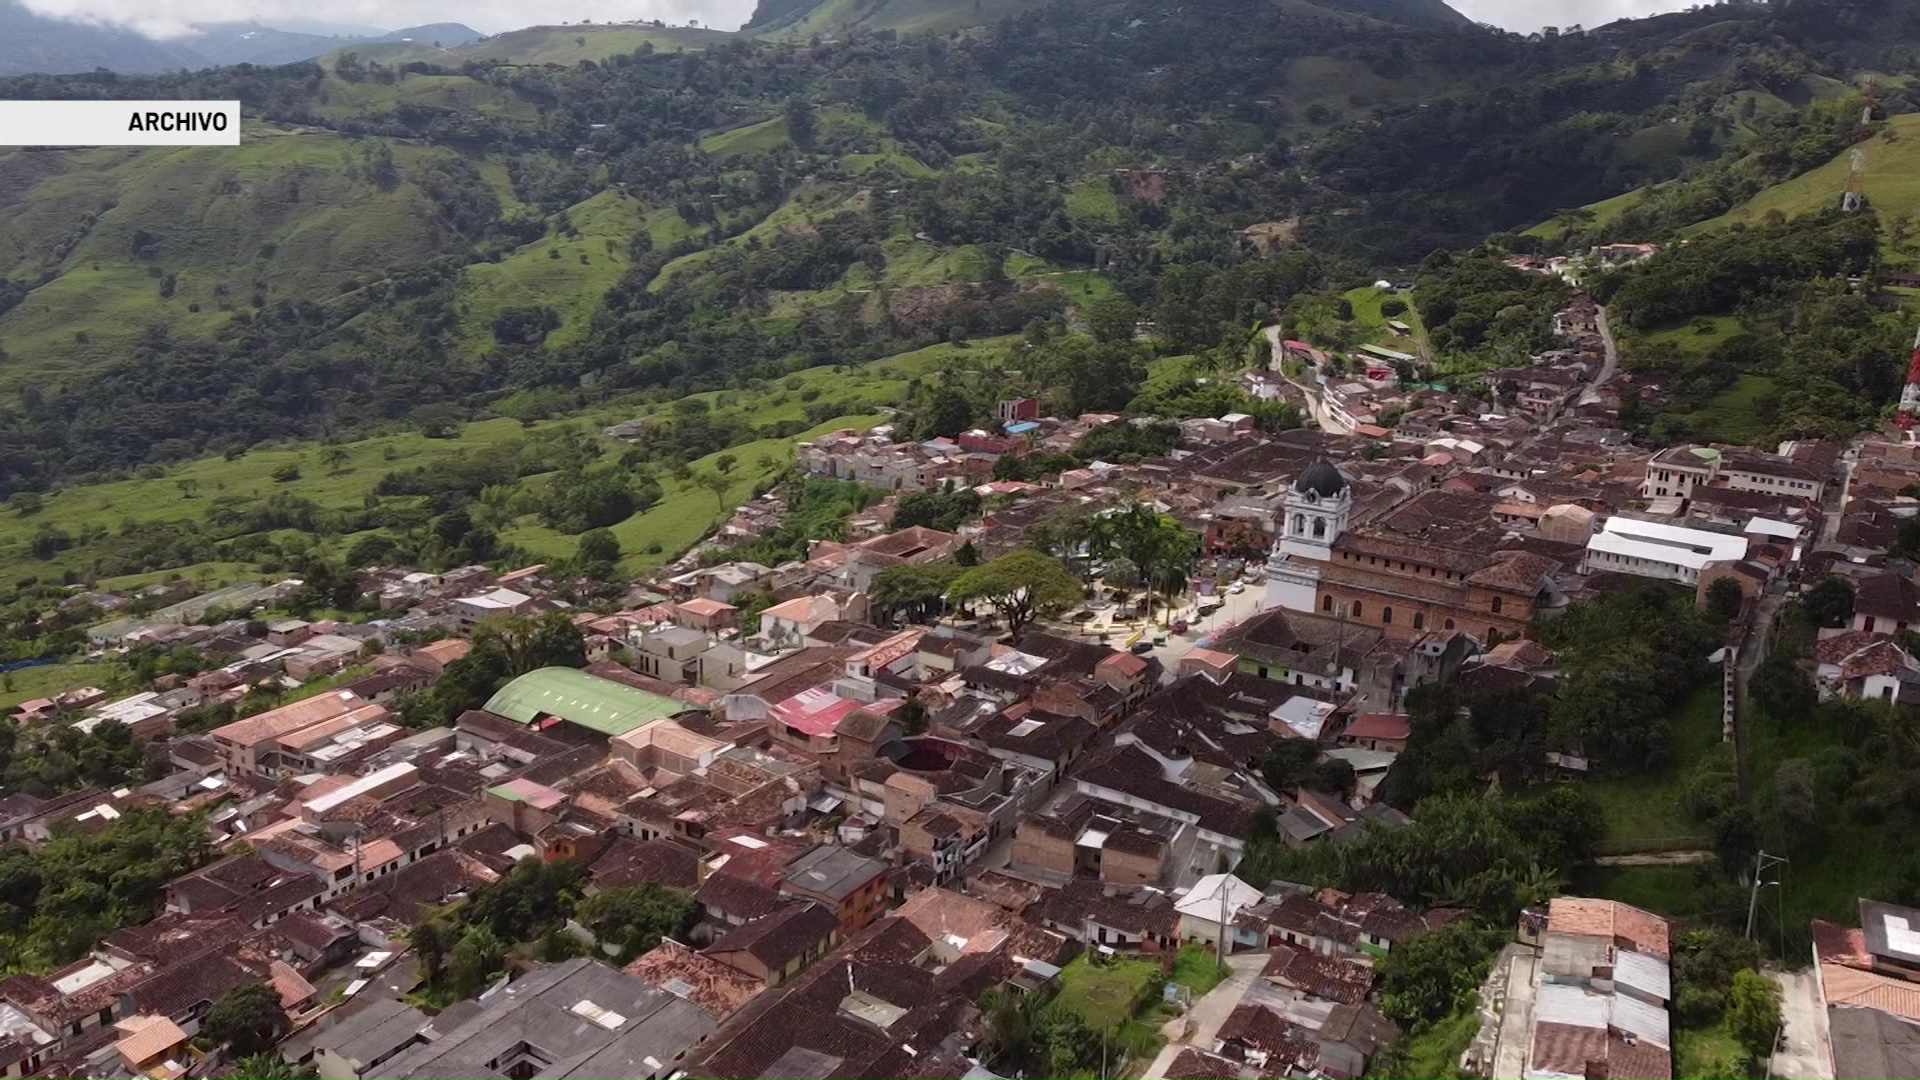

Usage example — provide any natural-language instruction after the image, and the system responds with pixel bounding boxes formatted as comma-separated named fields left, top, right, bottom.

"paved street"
left=1140, top=952, right=1272, bottom=1079
left=1772, top=968, right=1833, bottom=1080
left=1146, top=582, right=1268, bottom=679
left=1576, top=305, right=1621, bottom=406
left=1488, top=946, right=1538, bottom=1080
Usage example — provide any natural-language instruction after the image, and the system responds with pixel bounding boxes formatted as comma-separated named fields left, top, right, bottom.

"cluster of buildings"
left=1473, top=892, right=1920, bottom=1080
left=21, top=262, right=1920, bottom=1079
left=794, top=403, right=1119, bottom=497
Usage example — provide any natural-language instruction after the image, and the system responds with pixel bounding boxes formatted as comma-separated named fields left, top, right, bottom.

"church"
left=1264, top=458, right=1564, bottom=643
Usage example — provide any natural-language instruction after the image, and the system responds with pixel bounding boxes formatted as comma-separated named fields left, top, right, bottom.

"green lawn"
left=1637, top=315, right=1743, bottom=355
left=1682, top=375, right=1778, bottom=446
left=1052, top=953, right=1157, bottom=1031
left=1675, top=1017, right=1750, bottom=1080
left=1581, top=684, right=1727, bottom=850
left=0, top=662, right=123, bottom=713
left=1396, top=1001, right=1479, bottom=1080
left=1342, top=285, right=1425, bottom=350
left=1169, top=945, right=1228, bottom=996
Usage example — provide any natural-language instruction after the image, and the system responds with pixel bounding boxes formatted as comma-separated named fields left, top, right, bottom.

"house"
left=1261, top=944, right=1373, bottom=1005
left=756, top=595, right=843, bottom=652
left=779, top=845, right=890, bottom=934
left=672, top=597, right=738, bottom=634
left=702, top=902, right=839, bottom=989
left=1176, top=874, right=1265, bottom=951
left=898, top=802, right=994, bottom=884
left=207, top=691, right=381, bottom=777
left=1517, top=897, right=1673, bottom=1080
left=1033, top=878, right=1181, bottom=952
left=406, top=639, right=470, bottom=675
left=1008, top=791, right=1186, bottom=886
left=1642, top=446, right=1720, bottom=500
left=1814, top=632, right=1920, bottom=703
left=629, top=626, right=725, bottom=686
left=1852, top=573, right=1920, bottom=635
left=311, top=998, right=429, bottom=1080
left=376, top=957, right=719, bottom=1080
left=621, top=941, right=764, bottom=1023
left=451, top=588, right=536, bottom=636
left=1336, top=713, right=1409, bottom=754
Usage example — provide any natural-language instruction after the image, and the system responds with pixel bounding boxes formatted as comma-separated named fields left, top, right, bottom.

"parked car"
left=1172, top=619, right=1189, bottom=634
left=1130, top=641, right=1154, bottom=655
left=1228, top=582, right=1245, bottom=594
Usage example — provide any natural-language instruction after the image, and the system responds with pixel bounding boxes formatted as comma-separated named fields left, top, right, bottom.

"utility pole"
left=1746, top=850, right=1788, bottom=941
left=1217, top=874, right=1231, bottom=975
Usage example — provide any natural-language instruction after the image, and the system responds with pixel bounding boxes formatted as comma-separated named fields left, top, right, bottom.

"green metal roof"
left=482, top=666, right=683, bottom=736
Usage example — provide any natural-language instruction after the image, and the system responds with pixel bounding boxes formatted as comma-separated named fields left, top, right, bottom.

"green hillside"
left=458, top=190, right=652, bottom=351
left=0, top=336, right=1012, bottom=586
left=1686, top=113, right=1920, bottom=242
left=0, top=0, right=1910, bottom=511
left=455, top=24, right=736, bottom=62
left=339, top=23, right=735, bottom=65
left=750, top=0, right=1048, bottom=39
left=0, top=126, right=463, bottom=387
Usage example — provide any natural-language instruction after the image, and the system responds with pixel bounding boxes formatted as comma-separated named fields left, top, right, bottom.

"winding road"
left=1263, top=325, right=1349, bottom=434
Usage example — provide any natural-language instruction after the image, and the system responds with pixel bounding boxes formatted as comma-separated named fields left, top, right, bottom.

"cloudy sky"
left=20, top=0, right=1695, bottom=39
left=1450, top=0, right=1698, bottom=30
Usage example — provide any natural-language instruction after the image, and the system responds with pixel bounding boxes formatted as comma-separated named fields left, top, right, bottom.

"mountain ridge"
left=0, top=0, right=481, bottom=74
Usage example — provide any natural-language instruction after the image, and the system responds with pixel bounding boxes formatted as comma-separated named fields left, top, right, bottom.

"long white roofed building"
left=1580, top=517, right=1748, bottom=585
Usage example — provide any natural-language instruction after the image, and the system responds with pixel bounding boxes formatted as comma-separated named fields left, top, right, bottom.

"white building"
left=1580, top=517, right=1747, bottom=585
left=1174, top=873, right=1263, bottom=948
left=450, top=587, right=535, bottom=636
left=1265, top=459, right=1351, bottom=613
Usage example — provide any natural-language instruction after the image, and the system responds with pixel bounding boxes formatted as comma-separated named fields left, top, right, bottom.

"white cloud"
left=1445, top=0, right=1697, bottom=33
left=19, top=0, right=758, bottom=38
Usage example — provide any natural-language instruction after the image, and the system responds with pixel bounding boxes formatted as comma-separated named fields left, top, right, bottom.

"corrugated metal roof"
left=1613, top=949, right=1671, bottom=1004
left=1533, top=982, right=1609, bottom=1030
left=483, top=667, right=683, bottom=736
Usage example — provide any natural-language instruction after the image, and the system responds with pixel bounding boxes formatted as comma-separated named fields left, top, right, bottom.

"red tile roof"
left=1341, top=713, right=1410, bottom=741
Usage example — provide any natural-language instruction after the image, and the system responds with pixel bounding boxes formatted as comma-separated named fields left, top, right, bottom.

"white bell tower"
left=1265, top=458, right=1351, bottom=612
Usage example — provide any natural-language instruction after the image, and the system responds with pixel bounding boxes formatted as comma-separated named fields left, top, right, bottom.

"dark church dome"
left=1294, top=458, right=1349, bottom=498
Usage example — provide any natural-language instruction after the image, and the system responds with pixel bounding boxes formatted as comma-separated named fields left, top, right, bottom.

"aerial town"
left=0, top=266, right=1915, bottom=1080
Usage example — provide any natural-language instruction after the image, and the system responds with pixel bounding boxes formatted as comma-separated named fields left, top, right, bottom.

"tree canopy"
left=948, top=548, right=1082, bottom=637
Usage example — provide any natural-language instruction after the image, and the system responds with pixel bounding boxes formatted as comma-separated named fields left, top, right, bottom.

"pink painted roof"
left=678, top=597, right=738, bottom=617
left=493, top=777, right=567, bottom=811
left=772, top=686, right=865, bottom=737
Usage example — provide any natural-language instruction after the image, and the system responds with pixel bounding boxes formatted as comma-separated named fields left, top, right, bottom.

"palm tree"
left=979, top=987, right=1044, bottom=1078
left=1110, top=503, right=1199, bottom=625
